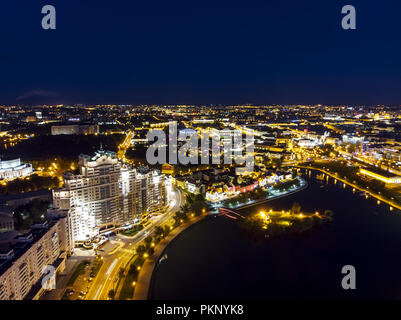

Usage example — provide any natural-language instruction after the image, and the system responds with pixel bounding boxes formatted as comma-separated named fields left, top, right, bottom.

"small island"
left=240, top=202, right=334, bottom=239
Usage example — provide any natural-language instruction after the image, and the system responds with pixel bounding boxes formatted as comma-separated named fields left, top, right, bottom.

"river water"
left=150, top=173, right=401, bottom=299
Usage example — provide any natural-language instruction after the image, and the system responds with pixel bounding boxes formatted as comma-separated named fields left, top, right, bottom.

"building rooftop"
left=0, top=216, right=65, bottom=277
left=88, top=149, right=117, bottom=161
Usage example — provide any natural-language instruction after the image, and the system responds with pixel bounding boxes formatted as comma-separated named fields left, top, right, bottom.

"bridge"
left=218, top=207, right=245, bottom=220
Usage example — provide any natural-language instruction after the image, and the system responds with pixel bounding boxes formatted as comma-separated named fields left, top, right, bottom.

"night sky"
left=1, top=0, right=400, bottom=105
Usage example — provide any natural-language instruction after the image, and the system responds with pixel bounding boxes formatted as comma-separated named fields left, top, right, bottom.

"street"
left=84, top=187, right=184, bottom=300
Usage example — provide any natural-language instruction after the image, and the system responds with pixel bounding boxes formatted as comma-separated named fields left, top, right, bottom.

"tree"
left=194, top=193, right=206, bottom=202
left=147, top=247, right=155, bottom=256
left=291, top=202, right=301, bottom=215
left=128, top=264, right=139, bottom=277
left=144, top=236, right=153, bottom=247
left=163, top=225, right=171, bottom=236
left=108, top=289, right=115, bottom=300
left=154, top=226, right=164, bottom=238
left=0, top=174, right=59, bottom=195
left=14, top=199, right=50, bottom=230
left=173, top=210, right=187, bottom=223
left=181, top=203, right=190, bottom=214
left=191, top=201, right=205, bottom=216
left=135, top=245, right=146, bottom=255
left=118, top=267, right=125, bottom=279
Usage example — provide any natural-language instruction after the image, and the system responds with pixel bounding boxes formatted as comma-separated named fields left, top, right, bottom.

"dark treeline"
left=1, top=134, right=124, bottom=161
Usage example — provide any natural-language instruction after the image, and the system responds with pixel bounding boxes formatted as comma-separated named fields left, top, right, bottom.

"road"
left=85, top=187, right=184, bottom=300
left=117, top=130, right=134, bottom=160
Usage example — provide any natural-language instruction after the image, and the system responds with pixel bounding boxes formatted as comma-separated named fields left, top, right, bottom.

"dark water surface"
left=151, top=174, right=401, bottom=299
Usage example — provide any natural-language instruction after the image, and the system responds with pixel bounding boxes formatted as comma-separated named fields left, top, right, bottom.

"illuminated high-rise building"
left=52, top=150, right=166, bottom=244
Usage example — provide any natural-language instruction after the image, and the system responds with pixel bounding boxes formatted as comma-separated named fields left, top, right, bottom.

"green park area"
left=66, top=260, right=89, bottom=288
left=3, top=134, right=124, bottom=161
left=120, top=224, right=144, bottom=236
left=13, top=199, right=50, bottom=230
left=0, top=174, right=58, bottom=195
left=117, top=256, right=145, bottom=300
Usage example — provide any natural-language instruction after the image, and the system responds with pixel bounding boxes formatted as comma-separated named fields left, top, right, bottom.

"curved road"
left=85, top=187, right=185, bottom=300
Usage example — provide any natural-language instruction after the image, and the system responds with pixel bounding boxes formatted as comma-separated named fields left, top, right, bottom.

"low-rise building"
left=360, top=167, right=401, bottom=184
left=0, top=158, right=33, bottom=180
left=51, top=124, right=99, bottom=135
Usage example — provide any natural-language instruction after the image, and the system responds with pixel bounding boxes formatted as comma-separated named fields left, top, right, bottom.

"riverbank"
left=150, top=176, right=401, bottom=300
left=133, top=213, right=209, bottom=300
left=136, top=177, right=308, bottom=300
left=296, top=165, right=401, bottom=211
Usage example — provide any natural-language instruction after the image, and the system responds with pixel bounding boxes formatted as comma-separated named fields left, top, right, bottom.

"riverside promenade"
left=296, top=165, right=401, bottom=211
left=133, top=177, right=308, bottom=300
left=133, top=213, right=208, bottom=300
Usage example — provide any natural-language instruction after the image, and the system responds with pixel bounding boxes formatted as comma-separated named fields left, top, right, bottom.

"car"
left=90, top=273, right=95, bottom=278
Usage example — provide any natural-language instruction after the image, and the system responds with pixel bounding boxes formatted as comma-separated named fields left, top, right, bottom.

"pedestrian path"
left=133, top=214, right=207, bottom=300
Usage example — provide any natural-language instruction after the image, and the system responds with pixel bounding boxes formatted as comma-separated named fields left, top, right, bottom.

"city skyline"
left=0, top=100, right=400, bottom=302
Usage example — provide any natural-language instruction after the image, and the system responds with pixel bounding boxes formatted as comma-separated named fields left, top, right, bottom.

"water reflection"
left=151, top=173, right=401, bottom=300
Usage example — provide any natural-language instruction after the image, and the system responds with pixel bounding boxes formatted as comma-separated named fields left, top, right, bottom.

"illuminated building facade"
left=0, top=158, right=33, bottom=180
left=50, top=124, right=99, bottom=135
left=359, top=168, right=401, bottom=184
left=161, top=163, right=174, bottom=175
left=52, top=150, right=167, bottom=244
